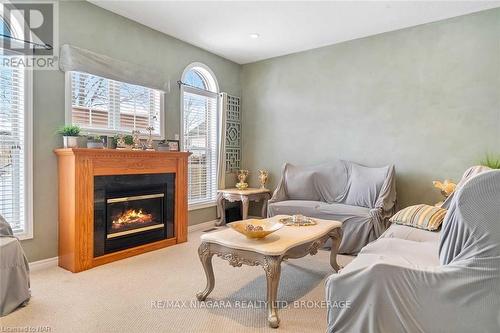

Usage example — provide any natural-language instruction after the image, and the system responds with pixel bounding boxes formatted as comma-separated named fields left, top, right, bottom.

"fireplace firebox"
left=94, top=173, right=175, bottom=257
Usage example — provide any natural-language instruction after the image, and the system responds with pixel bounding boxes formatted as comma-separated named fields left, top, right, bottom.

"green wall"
left=241, top=9, right=500, bottom=209
left=24, top=4, right=500, bottom=262
left=22, top=1, right=241, bottom=262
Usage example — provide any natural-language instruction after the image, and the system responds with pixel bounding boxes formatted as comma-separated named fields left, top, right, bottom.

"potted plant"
left=481, top=154, right=500, bottom=169
left=113, top=134, right=134, bottom=149
left=86, top=135, right=104, bottom=149
left=57, top=125, right=81, bottom=148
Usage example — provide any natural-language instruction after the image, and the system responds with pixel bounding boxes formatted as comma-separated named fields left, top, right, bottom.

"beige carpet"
left=2, top=228, right=353, bottom=333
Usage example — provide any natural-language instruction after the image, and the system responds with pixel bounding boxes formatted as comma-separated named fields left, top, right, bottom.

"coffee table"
left=196, top=215, right=342, bottom=328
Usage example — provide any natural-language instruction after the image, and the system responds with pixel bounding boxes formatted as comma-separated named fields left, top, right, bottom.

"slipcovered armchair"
left=325, top=170, right=500, bottom=332
left=0, top=215, right=30, bottom=316
left=268, top=161, right=396, bottom=254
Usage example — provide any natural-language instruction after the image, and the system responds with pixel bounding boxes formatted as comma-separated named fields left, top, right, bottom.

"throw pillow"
left=389, top=204, right=447, bottom=231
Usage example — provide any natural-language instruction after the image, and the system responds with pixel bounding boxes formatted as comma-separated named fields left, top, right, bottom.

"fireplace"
left=94, top=173, right=175, bottom=257
left=107, top=193, right=164, bottom=238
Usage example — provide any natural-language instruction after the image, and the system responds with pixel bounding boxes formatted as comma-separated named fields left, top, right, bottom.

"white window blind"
left=70, top=72, right=164, bottom=137
left=0, top=63, right=28, bottom=235
left=182, top=86, right=218, bottom=205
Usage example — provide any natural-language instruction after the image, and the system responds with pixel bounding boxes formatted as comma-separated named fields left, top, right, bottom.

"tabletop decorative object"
left=115, top=134, right=128, bottom=150
left=433, top=179, right=457, bottom=198
left=236, top=169, right=249, bottom=190
left=258, top=169, right=269, bottom=189
left=145, top=126, right=155, bottom=151
left=279, top=214, right=317, bottom=226
left=228, top=219, right=283, bottom=239
left=131, top=130, right=142, bottom=150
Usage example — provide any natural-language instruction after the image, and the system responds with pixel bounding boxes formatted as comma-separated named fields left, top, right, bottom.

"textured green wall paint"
left=242, top=9, right=500, bottom=211
left=21, top=1, right=241, bottom=262
left=23, top=5, right=500, bottom=263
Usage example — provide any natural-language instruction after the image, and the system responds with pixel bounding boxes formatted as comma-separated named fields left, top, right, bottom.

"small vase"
left=63, top=136, right=78, bottom=148
left=236, top=170, right=249, bottom=190
left=258, top=169, right=268, bottom=189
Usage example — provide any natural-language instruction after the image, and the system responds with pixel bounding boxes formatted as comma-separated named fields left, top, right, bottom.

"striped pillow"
left=389, top=204, right=447, bottom=231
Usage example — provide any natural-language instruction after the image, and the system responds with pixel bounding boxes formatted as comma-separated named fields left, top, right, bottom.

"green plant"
left=57, top=125, right=81, bottom=137
left=123, top=135, right=133, bottom=146
left=480, top=154, right=500, bottom=169
left=87, top=135, right=103, bottom=142
left=113, top=134, right=134, bottom=146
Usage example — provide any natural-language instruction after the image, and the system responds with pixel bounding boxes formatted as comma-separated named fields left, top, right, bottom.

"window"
left=181, top=63, right=219, bottom=207
left=0, top=23, right=33, bottom=239
left=68, top=72, right=164, bottom=137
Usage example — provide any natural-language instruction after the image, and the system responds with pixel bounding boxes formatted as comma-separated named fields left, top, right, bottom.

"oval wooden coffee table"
left=196, top=215, right=342, bottom=328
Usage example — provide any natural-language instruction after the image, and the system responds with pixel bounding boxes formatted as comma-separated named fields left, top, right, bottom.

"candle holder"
left=145, top=126, right=155, bottom=151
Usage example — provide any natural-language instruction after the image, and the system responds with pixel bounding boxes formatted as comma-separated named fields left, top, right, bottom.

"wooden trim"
left=92, top=238, right=177, bottom=268
left=57, top=152, right=76, bottom=272
left=54, top=148, right=191, bottom=272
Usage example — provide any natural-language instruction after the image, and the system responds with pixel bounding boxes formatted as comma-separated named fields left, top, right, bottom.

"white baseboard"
left=29, top=256, right=58, bottom=272
left=27, top=220, right=218, bottom=271
left=188, top=219, right=218, bottom=232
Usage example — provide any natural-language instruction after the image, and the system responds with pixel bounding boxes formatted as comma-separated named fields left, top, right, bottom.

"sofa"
left=325, top=166, right=500, bottom=332
left=268, top=161, right=396, bottom=254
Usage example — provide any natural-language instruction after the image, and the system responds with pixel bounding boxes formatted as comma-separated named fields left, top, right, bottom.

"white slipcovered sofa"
left=268, top=161, right=396, bottom=254
left=325, top=166, right=499, bottom=332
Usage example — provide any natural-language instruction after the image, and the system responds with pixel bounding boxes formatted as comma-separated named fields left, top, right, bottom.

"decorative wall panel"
left=223, top=94, right=241, bottom=172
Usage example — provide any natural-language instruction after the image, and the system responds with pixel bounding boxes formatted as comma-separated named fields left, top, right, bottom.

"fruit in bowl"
left=229, top=219, right=284, bottom=239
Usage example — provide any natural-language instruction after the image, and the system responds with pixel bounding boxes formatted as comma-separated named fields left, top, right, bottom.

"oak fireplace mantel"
left=54, top=148, right=191, bottom=272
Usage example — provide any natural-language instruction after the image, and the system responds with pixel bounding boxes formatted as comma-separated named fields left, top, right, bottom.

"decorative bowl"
left=229, top=219, right=284, bottom=239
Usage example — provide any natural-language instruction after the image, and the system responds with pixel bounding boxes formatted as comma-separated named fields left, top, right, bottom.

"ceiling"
left=90, top=1, right=500, bottom=64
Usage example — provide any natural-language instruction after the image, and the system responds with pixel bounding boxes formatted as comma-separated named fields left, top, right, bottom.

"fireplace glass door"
left=106, top=193, right=164, bottom=239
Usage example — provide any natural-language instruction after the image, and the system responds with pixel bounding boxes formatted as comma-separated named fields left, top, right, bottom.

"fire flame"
left=112, top=209, right=153, bottom=227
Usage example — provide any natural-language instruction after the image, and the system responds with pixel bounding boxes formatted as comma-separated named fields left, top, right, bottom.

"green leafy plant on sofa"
left=480, top=154, right=500, bottom=169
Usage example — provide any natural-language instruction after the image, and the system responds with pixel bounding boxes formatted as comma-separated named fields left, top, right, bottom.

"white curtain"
left=217, top=93, right=228, bottom=191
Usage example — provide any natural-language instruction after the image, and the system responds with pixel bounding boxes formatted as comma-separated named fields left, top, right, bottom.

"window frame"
left=180, top=62, right=220, bottom=210
left=0, top=49, right=33, bottom=240
left=64, top=71, right=166, bottom=139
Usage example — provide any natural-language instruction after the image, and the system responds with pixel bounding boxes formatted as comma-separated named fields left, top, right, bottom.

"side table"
left=216, top=188, right=271, bottom=226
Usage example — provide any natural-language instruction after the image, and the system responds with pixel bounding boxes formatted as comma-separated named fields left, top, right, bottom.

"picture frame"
left=166, top=139, right=180, bottom=151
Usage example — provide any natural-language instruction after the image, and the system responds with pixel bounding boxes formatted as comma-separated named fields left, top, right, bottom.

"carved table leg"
left=328, top=228, right=342, bottom=272
left=263, top=256, right=282, bottom=328
left=261, top=195, right=270, bottom=218
left=196, top=243, right=215, bottom=301
left=241, top=195, right=249, bottom=220
left=215, top=192, right=225, bottom=226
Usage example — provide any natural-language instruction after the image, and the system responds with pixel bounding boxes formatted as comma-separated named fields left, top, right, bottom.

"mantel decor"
left=54, top=148, right=191, bottom=272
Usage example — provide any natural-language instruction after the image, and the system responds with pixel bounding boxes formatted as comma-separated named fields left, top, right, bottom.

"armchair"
left=0, top=215, right=30, bottom=316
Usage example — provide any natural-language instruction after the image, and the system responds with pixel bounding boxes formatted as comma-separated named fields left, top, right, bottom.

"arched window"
left=0, top=17, right=12, bottom=38
left=0, top=13, right=33, bottom=239
left=181, top=63, right=219, bottom=207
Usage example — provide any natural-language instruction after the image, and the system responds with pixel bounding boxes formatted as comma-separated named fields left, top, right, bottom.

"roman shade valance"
left=59, top=44, right=169, bottom=91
